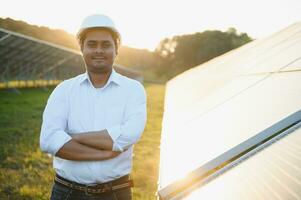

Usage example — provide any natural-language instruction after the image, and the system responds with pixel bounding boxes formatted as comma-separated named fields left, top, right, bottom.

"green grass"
left=0, top=84, right=165, bottom=200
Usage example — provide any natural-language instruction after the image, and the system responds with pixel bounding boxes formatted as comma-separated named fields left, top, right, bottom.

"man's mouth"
left=92, top=56, right=106, bottom=61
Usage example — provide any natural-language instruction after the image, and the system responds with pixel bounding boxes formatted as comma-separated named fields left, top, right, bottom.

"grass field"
left=0, top=83, right=165, bottom=200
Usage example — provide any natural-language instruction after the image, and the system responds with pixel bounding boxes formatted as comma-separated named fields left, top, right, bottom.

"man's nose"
left=95, top=45, right=104, bottom=53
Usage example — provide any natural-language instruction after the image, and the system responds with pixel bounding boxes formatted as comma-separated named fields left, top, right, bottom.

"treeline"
left=0, top=18, right=252, bottom=82
left=154, top=28, right=252, bottom=80
left=0, top=18, right=79, bottom=50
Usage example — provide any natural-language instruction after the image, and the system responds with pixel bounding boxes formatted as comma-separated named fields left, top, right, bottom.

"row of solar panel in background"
left=0, top=28, right=143, bottom=88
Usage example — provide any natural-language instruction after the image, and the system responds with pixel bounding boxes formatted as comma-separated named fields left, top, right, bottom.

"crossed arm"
left=55, top=129, right=119, bottom=161
left=42, top=114, right=144, bottom=161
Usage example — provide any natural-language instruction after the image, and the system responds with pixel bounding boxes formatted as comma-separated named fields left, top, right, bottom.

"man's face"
left=81, top=29, right=117, bottom=73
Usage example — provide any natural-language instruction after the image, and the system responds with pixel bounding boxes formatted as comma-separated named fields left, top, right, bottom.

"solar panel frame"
left=181, top=121, right=301, bottom=200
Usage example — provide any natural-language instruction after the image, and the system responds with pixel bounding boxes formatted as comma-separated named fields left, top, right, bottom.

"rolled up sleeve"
left=40, top=82, right=72, bottom=155
left=107, top=83, right=147, bottom=152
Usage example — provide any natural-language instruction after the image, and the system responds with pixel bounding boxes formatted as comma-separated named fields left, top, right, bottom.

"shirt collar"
left=79, top=69, right=121, bottom=86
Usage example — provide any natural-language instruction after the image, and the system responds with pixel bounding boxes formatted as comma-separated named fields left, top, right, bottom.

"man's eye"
left=102, top=43, right=111, bottom=48
left=87, top=43, right=97, bottom=48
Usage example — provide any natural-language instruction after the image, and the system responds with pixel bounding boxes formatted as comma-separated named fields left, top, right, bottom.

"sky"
left=1, top=0, right=301, bottom=51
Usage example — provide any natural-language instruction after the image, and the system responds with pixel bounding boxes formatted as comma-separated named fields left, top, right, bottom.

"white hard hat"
left=77, top=14, right=121, bottom=43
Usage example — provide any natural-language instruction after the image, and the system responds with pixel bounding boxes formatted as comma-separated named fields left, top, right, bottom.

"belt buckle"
left=84, top=185, right=92, bottom=196
left=84, top=183, right=112, bottom=196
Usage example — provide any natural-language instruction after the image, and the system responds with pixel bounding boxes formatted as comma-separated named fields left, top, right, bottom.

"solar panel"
left=158, top=21, right=301, bottom=199
left=0, top=28, right=84, bottom=82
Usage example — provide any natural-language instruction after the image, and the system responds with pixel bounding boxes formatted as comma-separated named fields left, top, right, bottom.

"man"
left=40, top=14, right=147, bottom=200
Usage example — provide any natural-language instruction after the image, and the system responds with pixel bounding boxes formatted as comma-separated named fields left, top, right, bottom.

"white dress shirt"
left=40, top=69, right=147, bottom=184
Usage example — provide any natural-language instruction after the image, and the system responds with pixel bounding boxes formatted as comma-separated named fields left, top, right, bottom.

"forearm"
left=72, top=130, right=114, bottom=151
left=55, top=139, right=119, bottom=161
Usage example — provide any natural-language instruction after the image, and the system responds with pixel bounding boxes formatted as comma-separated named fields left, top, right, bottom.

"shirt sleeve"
left=107, top=83, right=147, bottom=152
left=39, top=82, right=72, bottom=155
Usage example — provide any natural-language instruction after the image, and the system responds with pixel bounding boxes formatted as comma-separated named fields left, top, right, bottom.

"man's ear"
left=79, top=38, right=85, bottom=52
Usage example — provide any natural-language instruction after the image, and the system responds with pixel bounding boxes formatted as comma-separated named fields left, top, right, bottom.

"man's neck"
left=88, top=70, right=112, bottom=88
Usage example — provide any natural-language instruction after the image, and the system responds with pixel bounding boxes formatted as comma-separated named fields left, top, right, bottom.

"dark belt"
left=54, top=174, right=133, bottom=195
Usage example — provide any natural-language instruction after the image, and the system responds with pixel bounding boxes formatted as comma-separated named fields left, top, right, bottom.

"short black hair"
left=77, top=27, right=120, bottom=51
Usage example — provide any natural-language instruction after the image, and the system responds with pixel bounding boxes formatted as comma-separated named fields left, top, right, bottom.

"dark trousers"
left=50, top=181, right=132, bottom=200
